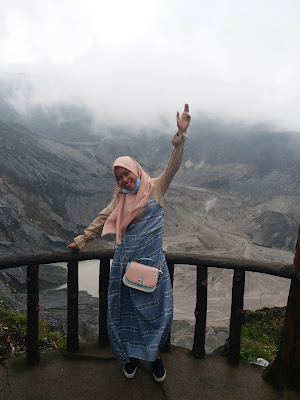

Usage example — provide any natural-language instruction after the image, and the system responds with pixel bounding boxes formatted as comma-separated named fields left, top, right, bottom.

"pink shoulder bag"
left=122, top=233, right=163, bottom=293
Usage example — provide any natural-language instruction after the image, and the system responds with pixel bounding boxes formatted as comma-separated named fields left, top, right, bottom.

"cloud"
left=1, top=0, right=300, bottom=131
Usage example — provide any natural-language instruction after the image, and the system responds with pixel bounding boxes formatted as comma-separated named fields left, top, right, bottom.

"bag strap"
left=124, top=232, right=163, bottom=273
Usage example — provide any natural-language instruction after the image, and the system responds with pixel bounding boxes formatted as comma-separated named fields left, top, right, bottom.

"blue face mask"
left=122, top=178, right=141, bottom=194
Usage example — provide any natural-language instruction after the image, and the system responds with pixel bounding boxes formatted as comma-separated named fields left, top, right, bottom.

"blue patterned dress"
left=107, top=197, right=173, bottom=364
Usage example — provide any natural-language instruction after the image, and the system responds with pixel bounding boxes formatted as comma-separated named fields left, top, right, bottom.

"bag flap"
left=125, top=261, right=158, bottom=287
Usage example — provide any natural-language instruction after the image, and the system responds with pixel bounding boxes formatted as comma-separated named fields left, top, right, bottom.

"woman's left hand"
left=67, top=242, right=79, bottom=250
left=177, top=103, right=191, bottom=132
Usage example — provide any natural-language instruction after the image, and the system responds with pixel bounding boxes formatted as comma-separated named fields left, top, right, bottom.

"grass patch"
left=0, top=303, right=66, bottom=360
left=221, top=307, right=285, bottom=363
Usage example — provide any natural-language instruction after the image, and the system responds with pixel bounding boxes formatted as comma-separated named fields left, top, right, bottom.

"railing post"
left=98, top=258, right=110, bottom=345
left=192, top=265, right=207, bottom=358
left=228, top=268, right=245, bottom=365
left=67, top=260, right=79, bottom=352
left=263, top=227, right=300, bottom=387
left=160, top=261, right=174, bottom=352
left=263, top=278, right=300, bottom=387
left=26, top=264, right=40, bottom=364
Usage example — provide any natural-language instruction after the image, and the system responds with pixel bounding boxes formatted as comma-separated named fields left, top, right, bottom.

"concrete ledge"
left=1, top=344, right=299, bottom=400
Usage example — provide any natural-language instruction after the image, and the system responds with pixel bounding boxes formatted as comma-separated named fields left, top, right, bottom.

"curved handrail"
left=1, top=248, right=298, bottom=375
left=0, top=249, right=297, bottom=279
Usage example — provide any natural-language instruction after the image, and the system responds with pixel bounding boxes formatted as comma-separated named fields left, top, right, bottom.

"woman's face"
left=115, top=166, right=138, bottom=191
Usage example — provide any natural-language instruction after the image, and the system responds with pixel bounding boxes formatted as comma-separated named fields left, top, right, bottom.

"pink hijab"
left=101, top=156, right=154, bottom=244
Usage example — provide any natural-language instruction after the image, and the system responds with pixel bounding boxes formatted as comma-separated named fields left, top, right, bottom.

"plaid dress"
left=107, top=197, right=173, bottom=363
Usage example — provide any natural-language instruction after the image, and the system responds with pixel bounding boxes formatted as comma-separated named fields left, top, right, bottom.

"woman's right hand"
left=177, top=103, right=191, bottom=132
left=67, top=242, right=80, bottom=250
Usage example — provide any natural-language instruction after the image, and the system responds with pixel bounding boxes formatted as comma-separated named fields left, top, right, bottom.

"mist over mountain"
left=0, top=89, right=299, bottom=262
left=1, top=94, right=298, bottom=351
left=2, top=2, right=299, bottom=350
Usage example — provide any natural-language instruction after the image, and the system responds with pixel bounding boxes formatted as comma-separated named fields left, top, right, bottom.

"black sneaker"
left=123, top=357, right=137, bottom=378
left=152, top=357, right=166, bottom=382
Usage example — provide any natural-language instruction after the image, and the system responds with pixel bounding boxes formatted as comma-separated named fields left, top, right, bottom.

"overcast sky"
left=1, top=0, right=300, bottom=132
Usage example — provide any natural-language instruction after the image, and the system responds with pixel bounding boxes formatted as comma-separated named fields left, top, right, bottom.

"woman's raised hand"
left=177, top=104, right=191, bottom=132
left=67, top=242, right=79, bottom=250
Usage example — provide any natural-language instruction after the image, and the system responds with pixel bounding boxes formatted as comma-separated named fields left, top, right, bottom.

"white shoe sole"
left=153, top=369, right=166, bottom=383
left=123, top=366, right=137, bottom=379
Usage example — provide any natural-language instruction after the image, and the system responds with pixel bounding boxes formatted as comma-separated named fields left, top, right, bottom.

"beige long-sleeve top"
left=74, top=130, right=187, bottom=249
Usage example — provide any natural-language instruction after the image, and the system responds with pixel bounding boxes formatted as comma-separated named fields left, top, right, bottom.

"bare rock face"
left=1, top=114, right=300, bottom=352
left=1, top=118, right=300, bottom=258
left=0, top=121, right=114, bottom=255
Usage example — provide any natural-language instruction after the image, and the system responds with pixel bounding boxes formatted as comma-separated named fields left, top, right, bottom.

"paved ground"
left=1, top=344, right=299, bottom=400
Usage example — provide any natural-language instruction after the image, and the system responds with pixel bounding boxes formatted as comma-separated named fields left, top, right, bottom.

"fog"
left=1, top=0, right=300, bottom=131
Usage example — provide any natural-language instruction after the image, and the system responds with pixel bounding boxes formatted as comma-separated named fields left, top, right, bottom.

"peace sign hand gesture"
left=177, top=104, right=191, bottom=132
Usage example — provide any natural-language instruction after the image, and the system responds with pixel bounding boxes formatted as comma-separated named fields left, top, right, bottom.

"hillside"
left=1, top=111, right=298, bottom=354
left=0, top=114, right=300, bottom=259
left=0, top=121, right=113, bottom=255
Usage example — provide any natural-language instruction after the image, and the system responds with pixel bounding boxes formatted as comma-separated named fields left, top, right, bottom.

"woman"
left=67, top=104, right=191, bottom=382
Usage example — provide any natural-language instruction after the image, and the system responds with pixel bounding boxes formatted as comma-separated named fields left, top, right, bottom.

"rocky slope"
left=1, top=112, right=299, bottom=352
left=1, top=115, right=300, bottom=256
left=0, top=120, right=114, bottom=255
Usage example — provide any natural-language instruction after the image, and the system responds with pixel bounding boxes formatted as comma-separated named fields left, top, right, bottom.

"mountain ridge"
left=0, top=105, right=300, bottom=259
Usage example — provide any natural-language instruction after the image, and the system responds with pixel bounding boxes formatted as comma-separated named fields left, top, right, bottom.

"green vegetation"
left=221, top=307, right=285, bottom=363
left=0, top=303, right=66, bottom=360
left=240, top=307, right=285, bottom=362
